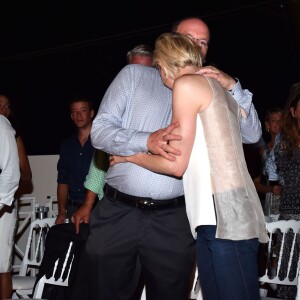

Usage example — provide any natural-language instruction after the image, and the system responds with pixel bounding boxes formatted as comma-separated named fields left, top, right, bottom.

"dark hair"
left=264, top=107, right=283, bottom=122
left=69, top=95, right=94, bottom=110
left=280, top=82, right=300, bottom=155
left=283, top=82, right=300, bottom=113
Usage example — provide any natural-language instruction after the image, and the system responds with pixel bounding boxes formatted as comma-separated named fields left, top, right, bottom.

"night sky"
left=0, top=1, right=299, bottom=155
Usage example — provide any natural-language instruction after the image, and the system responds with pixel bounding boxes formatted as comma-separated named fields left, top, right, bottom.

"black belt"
left=105, top=184, right=185, bottom=210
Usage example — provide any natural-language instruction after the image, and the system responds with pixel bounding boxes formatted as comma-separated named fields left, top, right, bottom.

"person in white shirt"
left=0, top=114, right=20, bottom=300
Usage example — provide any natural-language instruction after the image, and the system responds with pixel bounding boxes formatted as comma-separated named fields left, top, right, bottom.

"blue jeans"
left=196, top=225, right=260, bottom=300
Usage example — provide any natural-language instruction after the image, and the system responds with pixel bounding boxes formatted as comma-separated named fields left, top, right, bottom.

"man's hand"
left=147, top=122, right=182, bottom=161
left=196, top=66, right=236, bottom=91
left=71, top=204, right=92, bottom=234
left=55, top=212, right=67, bottom=225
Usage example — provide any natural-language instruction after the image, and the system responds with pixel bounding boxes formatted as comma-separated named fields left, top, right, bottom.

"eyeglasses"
left=187, top=35, right=209, bottom=48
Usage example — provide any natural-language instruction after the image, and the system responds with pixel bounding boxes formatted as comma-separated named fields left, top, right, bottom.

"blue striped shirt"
left=91, top=64, right=261, bottom=199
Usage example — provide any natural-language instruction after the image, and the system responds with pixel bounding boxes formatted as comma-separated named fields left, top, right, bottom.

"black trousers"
left=83, top=195, right=196, bottom=300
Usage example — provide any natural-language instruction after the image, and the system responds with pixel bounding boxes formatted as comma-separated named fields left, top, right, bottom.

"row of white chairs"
left=191, top=219, right=300, bottom=300
left=11, top=198, right=300, bottom=299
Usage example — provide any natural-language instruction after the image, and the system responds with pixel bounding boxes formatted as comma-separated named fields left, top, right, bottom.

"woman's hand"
left=196, top=66, right=237, bottom=91
left=109, top=155, right=128, bottom=166
left=272, top=184, right=282, bottom=195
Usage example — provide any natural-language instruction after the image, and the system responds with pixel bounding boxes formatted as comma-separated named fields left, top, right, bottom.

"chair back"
left=259, top=220, right=300, bottom=290
left=18, top=217, right=56, bottom=276
left=33, top=241, right=75, bottom=298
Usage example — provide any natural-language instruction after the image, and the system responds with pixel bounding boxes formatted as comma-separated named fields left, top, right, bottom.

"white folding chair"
left=12, top=217, right=56, bottom=298
left=259, top=220, right=300, bottom=299
left=33, top=241, right=75, bottom=299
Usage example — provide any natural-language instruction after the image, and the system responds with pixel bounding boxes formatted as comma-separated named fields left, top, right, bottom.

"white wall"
left=27, top=155, right=59, bottom=206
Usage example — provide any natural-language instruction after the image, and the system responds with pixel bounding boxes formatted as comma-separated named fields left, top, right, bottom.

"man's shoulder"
left=0, top=115, right=6, bottom=123
left=0, top=115, right=15, bottom=135
left=120, top=64, right=158, bottom=78
left=0, top=115, right=10, bottom=127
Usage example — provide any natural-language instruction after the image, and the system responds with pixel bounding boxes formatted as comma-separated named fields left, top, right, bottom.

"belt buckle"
left=138, top=199, right=155, bottom=209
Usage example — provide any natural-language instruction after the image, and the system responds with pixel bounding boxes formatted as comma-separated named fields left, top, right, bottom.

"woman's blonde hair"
left=153, top=32, right=202, bottom=79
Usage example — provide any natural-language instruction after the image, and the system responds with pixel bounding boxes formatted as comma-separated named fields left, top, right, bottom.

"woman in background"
left=273, top=82, right=300, bottom=299
left=274, top=83, right=300, bottom=221
left=253, top=107, right=283, bottom=216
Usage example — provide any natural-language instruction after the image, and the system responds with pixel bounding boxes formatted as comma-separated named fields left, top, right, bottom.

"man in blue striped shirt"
left=76, top=17, right=261, bottom=300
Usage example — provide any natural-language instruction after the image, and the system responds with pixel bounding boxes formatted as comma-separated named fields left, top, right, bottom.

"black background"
left=0, top=1, right=299, bottom=155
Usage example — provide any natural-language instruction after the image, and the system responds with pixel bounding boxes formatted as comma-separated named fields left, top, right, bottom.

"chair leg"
left=296, top=274, right=300, bottom=300
left=140, top=286, right=146, bottom=300
left=33, top=276, right=46, bottom=299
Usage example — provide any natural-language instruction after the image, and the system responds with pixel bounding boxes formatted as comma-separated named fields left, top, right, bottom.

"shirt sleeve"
left=0, top=116, right=20, bottom=207
left=91, top=65, right=150, bottom=156
left=230, top=80, right=262, bottom=144
left=84, top=150, right=107, bottom=199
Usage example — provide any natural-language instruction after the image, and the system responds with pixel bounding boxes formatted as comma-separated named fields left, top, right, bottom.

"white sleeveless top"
left=183, top=77, right=268, bottom=243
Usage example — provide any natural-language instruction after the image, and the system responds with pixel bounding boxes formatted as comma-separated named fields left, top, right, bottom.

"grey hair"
left=127, top=44, right=153, bottom=63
